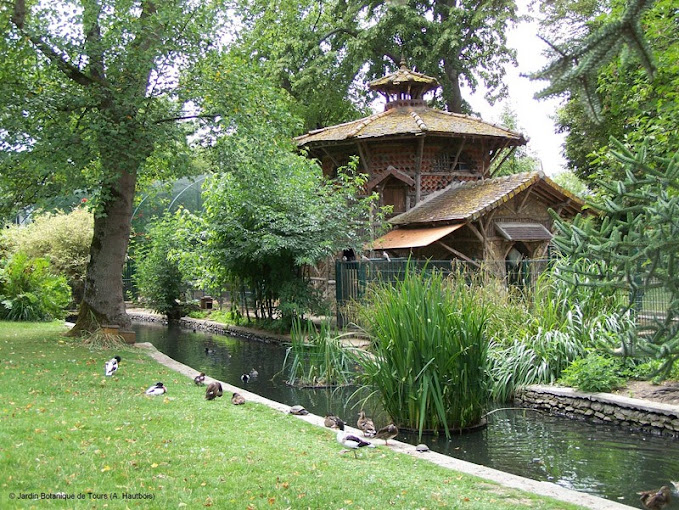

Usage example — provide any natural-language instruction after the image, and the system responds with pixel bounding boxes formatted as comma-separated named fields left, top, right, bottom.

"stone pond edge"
left=130, top=310, right=633, bottom=510
left=515, top=384, right=679, bottom=437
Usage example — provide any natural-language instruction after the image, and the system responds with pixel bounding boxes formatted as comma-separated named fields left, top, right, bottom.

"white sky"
left=464, top=2, right=568, bottom=176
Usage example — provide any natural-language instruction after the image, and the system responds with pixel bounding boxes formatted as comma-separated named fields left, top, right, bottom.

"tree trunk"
left=67, top=168, right=136, bottom=335
left=443, top=59, right=463, bottom=114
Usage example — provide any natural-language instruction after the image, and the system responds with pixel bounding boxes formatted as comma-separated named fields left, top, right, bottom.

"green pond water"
left=133, top=322, right=679, bottom=509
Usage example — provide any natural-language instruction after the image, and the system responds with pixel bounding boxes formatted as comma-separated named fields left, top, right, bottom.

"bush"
left=134, top=216, right=186, bottom=320
left=1, top=208, right=93, bottom=304
left=559, top=354, right=625, bottom=392
left=0, top=253, right=71, bottom=321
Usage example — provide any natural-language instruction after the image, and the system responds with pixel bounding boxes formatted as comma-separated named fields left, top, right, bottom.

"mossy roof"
left=294, top=107, right=527, bottom=147
left=389, top=172, right=585, bottom=226
left=368, top=62, right=440, bottom=97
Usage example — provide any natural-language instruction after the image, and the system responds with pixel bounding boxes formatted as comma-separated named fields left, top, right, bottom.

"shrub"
left=1, top=208, right=93, bottom=304
left=559, top=354, right=625, bottom=393
left=0, top=253, right=71, bottom=321
left=134, top=216, right=186, bottom=320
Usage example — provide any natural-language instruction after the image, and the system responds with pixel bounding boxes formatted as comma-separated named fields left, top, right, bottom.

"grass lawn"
left=0, top=321, right=585, bottom=509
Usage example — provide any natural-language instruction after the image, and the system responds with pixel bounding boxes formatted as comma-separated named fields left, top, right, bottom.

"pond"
left=133, top=322, right=679, bottom=509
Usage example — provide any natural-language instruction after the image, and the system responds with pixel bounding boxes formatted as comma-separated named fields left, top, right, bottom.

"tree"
left=489, top=104, right=541, bottom=177
left=551, top=0, right=678, bottom=182
left=1, top=0, right=228, bottom=333
left=551, top=140, right=679, bottom=377
left=233, top=0, right=520, bottom=130
left=529, top=0, right=657, bottom=123
left=202, top=147, right=380, bottom=326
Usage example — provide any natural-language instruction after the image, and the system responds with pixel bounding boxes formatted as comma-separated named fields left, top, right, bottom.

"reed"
left=281, top=318, right=354, bottom=387
left=354, top=265, right=489, bottom=440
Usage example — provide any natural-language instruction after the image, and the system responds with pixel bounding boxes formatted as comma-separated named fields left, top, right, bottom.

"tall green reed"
left=281, top=318, right=354, bottom=387
left=354, top=265, right=489, bottom=440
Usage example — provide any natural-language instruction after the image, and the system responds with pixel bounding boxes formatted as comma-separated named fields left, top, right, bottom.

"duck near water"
left=231, top=392, right=245, bottom=405
left=205, top=381, right=223, bottom=400
left=375, top=423, right=398, bottom=445
left=194, top=372, right=206, bottom=385
left=145, top=382, right=167, bottom=396
left=639, top=486, right=672, bottom=510
left=336, top=420, right=375, bottom=458
left=104, top=356, right=121, bottom=377
left=357, top=410, right=376, bottom=437
left=324, top=414, right=342, bottom=429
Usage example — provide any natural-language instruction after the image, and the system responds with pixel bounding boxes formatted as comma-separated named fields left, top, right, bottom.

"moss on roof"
left=390, top=173, right=541, bottom=225
left=295, top=107, right=526, bottom=146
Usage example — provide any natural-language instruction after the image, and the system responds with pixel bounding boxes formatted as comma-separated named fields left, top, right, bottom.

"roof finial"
left=399, top=54, right=407, bottom=69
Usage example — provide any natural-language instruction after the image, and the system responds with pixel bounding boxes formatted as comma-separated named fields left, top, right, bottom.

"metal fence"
left=335, top=258, right=550, bottom=327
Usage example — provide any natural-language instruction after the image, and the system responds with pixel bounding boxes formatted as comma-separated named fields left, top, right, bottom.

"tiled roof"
left=390, top=172, right=555, bottom=225
left=294, top=107, right=527, bottom=146
left=369, top=62, right=440, bottom=96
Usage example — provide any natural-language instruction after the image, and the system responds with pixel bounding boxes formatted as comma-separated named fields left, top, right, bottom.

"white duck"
left=145, top=382, right=167, bottom=396
left=336, top=419, right=375, bottom=458
left=104, top=355, right=121, bottom=376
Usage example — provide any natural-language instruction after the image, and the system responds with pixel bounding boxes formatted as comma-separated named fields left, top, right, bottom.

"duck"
left=145, top=382, right=167, bottom=396
left=205, top=381, right=223, bottom=400
left=240, top=373, right=250, bottom=384
left=639, top=486, right=672, bottom=510
left=357, top=410, right=376, bottom=437
left=375, top=423, right=398, bottom=445
left=194, top=372, right=206, bottom=385
left=336, top=419, right=375, bottom=458
left=204, top=347, right=215, bottom=355
left=231, top=392, right=245, bottom=405
left=324, top=414, right=342, bottom=429
left=249, top=368, right=259, bottom=378
left=104, top=355, right=121, bottom=377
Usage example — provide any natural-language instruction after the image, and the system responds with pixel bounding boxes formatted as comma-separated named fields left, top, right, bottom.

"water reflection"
left=133, top=322, right=679, bottom=509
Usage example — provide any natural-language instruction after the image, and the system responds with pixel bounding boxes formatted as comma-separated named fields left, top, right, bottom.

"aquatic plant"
left=354, top=265, right=489, bottom=440
left=281, top=319, right=354, bottom=387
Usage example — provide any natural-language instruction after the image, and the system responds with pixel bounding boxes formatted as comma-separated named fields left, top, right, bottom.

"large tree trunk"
left=67, top=167, right=136, bottom=335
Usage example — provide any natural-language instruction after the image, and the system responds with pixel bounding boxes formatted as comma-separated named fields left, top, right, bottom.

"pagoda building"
left=295, top=60, right=585, bottom=268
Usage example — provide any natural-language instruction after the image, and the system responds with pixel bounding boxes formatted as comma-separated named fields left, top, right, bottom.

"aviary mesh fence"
left=334, top=258, right=671, bottom=328
left=335, top=258, right=549, bottom=327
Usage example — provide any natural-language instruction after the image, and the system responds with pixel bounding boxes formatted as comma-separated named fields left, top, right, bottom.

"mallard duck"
left=240, top=373, right=250, bottom=384
left=205, top=381, right=223, bottom=400
left=357, top=410, right=376, bottom=437
left=289, top=405, right=308, bottom=416
left=375, top=423, right=398, bottom=445
left=249, top=368, right=259, bottom=378
left=194, top=372, right=206, bottom=385
left=324, top=414, right=342, bottom=429
left=336, top=420, right=375, bottom=458
left=231, top=392, right=245, bottom=405
left=145, top=382, right=167, bottom=396
left=104, top=355, right=121, bottom=377
left=204, top=347, right=215, bottom=354
left=639, top=486, right=671, bottom=510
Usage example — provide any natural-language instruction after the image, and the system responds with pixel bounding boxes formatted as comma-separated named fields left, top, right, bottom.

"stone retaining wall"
left=128, top=311, right=288, bottom=344
left=515, top=384, right=679, bottom=437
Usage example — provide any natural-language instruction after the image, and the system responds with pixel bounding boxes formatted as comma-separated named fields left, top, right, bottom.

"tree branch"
left=10, top=0, right=105, bottom=88
left=154, top=114, right=220, bottom=124
left=318, top=27, right=359, bottom=46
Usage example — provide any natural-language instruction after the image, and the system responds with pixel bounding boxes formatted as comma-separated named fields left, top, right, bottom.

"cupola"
left=368, top=58, right=440, bottom=111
